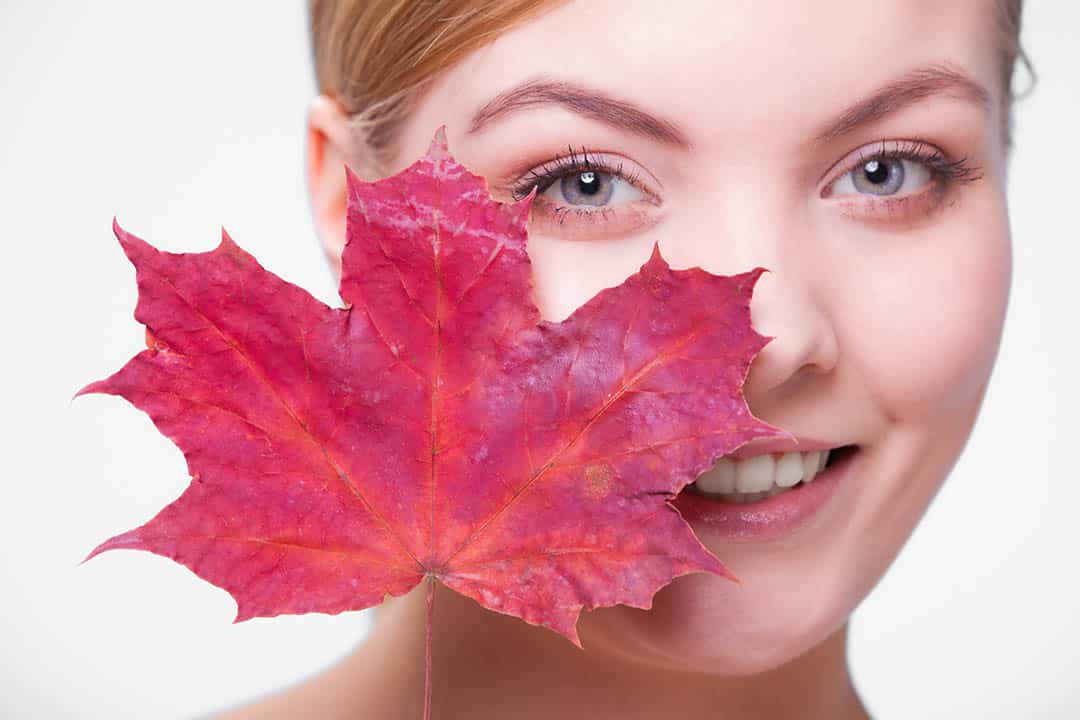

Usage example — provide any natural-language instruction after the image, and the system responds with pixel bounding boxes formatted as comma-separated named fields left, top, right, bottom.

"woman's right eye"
left=507, top=148, right=661, bottom=238
left=528, top=166, right=647, bottom=209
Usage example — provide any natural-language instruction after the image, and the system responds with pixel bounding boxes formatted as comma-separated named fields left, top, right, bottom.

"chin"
left=579, top=560, right=855, bottom=677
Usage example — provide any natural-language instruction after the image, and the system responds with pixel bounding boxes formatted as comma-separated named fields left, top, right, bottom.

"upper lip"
left=726, top=436, right=848, bottom=461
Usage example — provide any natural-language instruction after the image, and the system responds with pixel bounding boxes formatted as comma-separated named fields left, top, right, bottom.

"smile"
left=684, top=446, right=857, bottom=504
left=671, top=444, right=861, bottom=541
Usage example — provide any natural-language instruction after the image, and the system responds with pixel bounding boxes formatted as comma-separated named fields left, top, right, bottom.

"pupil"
left=578, top=171, right=600, bottom=195
left=863, top=160, right=888, bottom=185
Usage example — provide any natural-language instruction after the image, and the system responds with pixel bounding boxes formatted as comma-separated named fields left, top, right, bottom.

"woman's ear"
left=305, top=94, right=378, bottom=277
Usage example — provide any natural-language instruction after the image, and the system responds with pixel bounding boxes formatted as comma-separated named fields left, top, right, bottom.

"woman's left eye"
left=821, top=140, right=984, bottom=221
left=827, top=156, right=932, bottom=198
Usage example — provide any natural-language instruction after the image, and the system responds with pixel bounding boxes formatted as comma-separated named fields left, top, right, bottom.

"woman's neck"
left=332, top=581, right=870, bottom=720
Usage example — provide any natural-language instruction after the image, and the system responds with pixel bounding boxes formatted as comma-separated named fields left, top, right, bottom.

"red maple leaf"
left=80, top=126, right=787, bottom=713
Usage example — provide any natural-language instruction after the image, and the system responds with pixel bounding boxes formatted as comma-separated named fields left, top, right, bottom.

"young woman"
left=223, top=0, right=1030, bottom=716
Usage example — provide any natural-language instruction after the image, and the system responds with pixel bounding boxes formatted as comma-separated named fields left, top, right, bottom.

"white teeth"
left=774, top=451, right=803, bottom=488
left=728, top=490, right=770, bottom=504
left=734, top=454, right=775, bottom=493
left=694, top=457, right=736, bottom=494
left=802, top=451, right=823, bottom=483
left=690, top=447, right=841, bottom=501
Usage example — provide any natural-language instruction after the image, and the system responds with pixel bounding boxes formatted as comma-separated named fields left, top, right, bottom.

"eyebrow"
left=467, top=75, right=693, bottom=149
left=465, top=64, right=991, bottom=149
left=811, top=63, right=992, bottom=144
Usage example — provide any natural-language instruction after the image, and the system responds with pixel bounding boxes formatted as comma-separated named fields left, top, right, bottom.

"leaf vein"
left=145, top=264, right=425, bottom=574
left=443, top=322, right=711, bottom=566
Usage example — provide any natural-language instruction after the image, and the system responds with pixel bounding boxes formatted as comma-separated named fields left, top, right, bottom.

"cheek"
left=524, top=232, right=659, bottom=322
left=839, top=197, right=1012, bottom=418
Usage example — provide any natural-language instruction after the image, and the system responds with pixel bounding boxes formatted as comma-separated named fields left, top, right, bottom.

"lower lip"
left=670, top=447, right=858, bottom=542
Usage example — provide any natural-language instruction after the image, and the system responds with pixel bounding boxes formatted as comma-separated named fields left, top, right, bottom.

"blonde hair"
left=307, top=0, right=569, bottom=177
left=307, top=0, right=1033, bottom=176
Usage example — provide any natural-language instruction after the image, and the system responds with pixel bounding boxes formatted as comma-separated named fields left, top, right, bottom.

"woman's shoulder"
left=210, top=679, right=340, bottom=720
left=209, top=652, right=378, bottom=720
left=212, top=603, right=412, bottom=718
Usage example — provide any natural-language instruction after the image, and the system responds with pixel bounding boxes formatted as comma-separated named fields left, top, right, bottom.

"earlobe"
left=305, top=94, right=358, bottom=276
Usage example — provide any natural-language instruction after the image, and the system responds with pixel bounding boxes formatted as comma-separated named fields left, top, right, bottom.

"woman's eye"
left=536, top=168, right=647, bottom=208
left=827, top=156, right=933, bottom=198
left=820, top=141, right=984, bottom=223
left=507, top=150, right=660, bottom=239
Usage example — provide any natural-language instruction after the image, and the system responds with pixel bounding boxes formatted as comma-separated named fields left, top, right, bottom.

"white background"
left=1, top=2, right=1076, bottom=718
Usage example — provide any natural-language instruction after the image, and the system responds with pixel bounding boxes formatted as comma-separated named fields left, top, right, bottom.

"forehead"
left=413, top=0, right=999, bottom=154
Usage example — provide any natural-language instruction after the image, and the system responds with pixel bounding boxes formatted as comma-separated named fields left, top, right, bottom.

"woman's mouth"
left=671, top=444, right=860, bottom=541
left=683, top=445, right=858, bottom=504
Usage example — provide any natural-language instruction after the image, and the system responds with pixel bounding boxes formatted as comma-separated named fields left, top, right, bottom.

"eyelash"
left=508, top=145, right=651, bottom=227
left=508, top=140, right=984, bottom=227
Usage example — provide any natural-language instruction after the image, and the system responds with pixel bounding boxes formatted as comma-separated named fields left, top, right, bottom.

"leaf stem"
left=424, top=574, right=434, bottom=720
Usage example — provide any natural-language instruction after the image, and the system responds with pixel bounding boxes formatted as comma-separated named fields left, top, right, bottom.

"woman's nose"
left=664, top=187, right=840, bottom=410
left=740, top=268, right=839, bottom=408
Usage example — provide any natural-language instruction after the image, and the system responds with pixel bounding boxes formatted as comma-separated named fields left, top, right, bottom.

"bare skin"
left=220, top=0, right=1011, bottom=717
left=219, top=583, right=866, bottom=719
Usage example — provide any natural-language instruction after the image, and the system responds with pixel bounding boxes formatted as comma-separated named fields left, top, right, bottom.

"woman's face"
left=310, top=0, right=1011, bottom=674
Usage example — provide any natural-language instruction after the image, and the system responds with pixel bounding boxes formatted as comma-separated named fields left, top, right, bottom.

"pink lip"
left=726, top=435, right=839, bottom=461
left=670, top=446, right=858, bottom=542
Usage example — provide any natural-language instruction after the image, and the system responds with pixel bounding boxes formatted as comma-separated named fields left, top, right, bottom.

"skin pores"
left=308, top=0, right=1011, bottom=678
